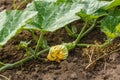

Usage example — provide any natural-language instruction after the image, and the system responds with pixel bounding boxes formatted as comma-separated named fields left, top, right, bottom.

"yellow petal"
left=47, top=44, right=68, bottom=62
left=55, top=58, right=61, bottom=63
left=47, top=53, right=55, bottom=61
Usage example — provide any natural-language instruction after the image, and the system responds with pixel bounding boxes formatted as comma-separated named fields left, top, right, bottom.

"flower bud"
left=47, top=45, right=68, bottom=62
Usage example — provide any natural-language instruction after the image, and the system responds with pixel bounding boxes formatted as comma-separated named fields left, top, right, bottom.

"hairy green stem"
left=34, top=31, right=45, bottom=58
left=81, top=19, right=97, bottom=38
left=69, top=19, right=97, bottom=49
left=99, top=39, right=111, bottom=48
left=77, top=39, right=111, bottom=48
left=29, top=30, right=38, bottom=43
left=77, top=43, right=95, bottom=47
left=74, top=20, right=88, bottom=45
left=0, top=48, right=49, bottom=72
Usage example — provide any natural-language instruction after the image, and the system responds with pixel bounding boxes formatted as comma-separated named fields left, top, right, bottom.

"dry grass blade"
left=0, top=74, right=9, bottom=80
left=82, top=41, right=120, bottom=70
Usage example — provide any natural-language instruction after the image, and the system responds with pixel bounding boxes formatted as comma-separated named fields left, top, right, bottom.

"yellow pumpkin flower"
left=47, top=45, right=68, bottom=62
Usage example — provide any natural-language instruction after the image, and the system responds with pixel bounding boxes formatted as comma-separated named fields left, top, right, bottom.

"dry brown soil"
left=0, top=0, right=120, bottom=80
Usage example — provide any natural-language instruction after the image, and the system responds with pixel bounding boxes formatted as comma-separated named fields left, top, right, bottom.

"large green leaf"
left=25, top=1, right=85, bottom=32
left=104, top=0, right=120, bottom=10
left=77, top=0, right=111, bottom=20
left=80, top=0, right=110, bottom=14
left=100, top=9, right=120, bottom=39
left=25, top=0, right=117, bottom=31
left=0, top=10, right=37, bottom=46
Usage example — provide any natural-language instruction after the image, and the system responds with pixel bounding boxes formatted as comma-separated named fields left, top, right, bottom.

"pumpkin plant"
left=0, top=0, right=120, bottom=71
left=0, top=0, right=83, bottom=71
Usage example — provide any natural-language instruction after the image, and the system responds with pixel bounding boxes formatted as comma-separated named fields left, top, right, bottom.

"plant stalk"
left=34, top=31, right=45, bottom=58
left=29, top=30, right=38, bottom=43
left=74, top=20, right=88, bottom=45
left=81, top=19, right=97, bottom=38
left=0, top=48, right=49, bottom=72
left=99, top=39, right=111, bottom=48
left=77, top=43, right=95, bottom=47
left=76, top=19, right=112, bottom=48
left=77, top=39, right=111, bottom=48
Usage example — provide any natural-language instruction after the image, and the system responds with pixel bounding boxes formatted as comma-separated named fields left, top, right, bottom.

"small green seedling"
left=17, top=41, right=32, bottom=57
left=17, top=41, right=31, bottom=50
left=65, top=25, right=78, bottom=38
